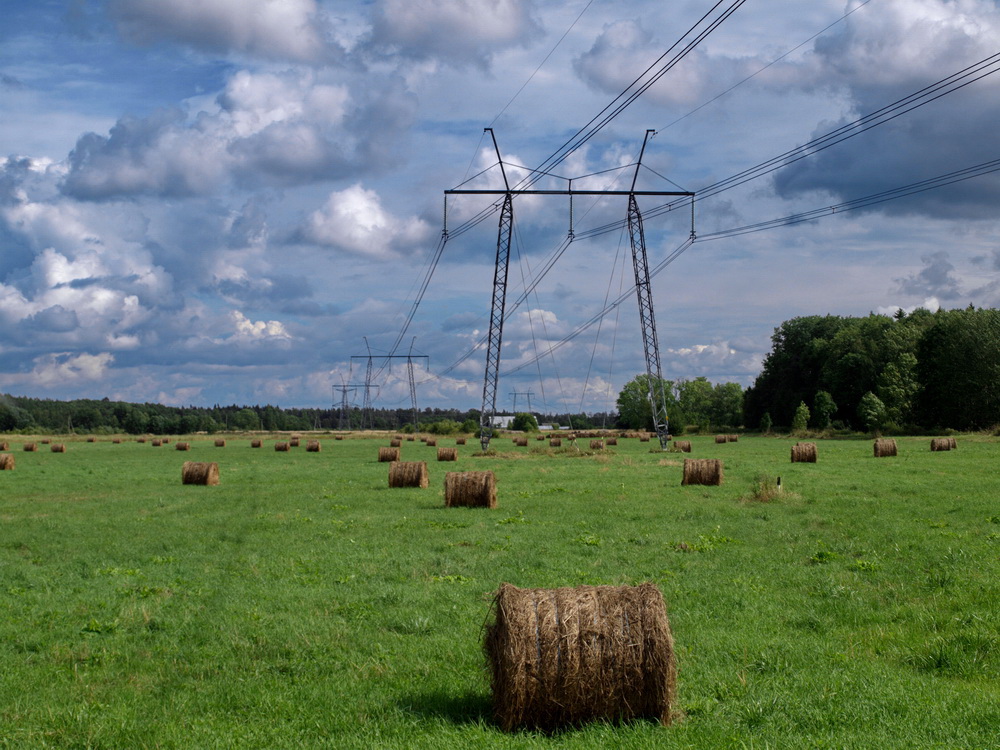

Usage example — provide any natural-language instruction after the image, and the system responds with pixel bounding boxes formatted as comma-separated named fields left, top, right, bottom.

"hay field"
left=1, top=435, right=998, bottom=747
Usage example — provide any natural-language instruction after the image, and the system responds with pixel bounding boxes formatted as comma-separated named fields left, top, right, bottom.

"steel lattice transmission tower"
left=445, top=129, right=693, bottom=451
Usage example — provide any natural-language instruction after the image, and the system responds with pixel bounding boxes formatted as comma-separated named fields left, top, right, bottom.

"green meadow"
left=1, top=434, right=998, bottom=748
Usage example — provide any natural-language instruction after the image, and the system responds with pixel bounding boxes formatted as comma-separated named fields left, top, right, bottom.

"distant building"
left=490, top=414, right=515, bottom=429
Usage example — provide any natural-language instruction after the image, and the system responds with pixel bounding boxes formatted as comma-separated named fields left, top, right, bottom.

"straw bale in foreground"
left=681, top=458, right=723, bottom=486
left=182, top=461, right=219, bottom=486
left=484, top=582, right=676, bottom=732
left=445, top=471, right=496, bottom=508
left=873, top=438, right=897, bottom=458
left=379, top=446, right=400, bottom=462
left=388, top=461, right=429, bottom=488
left=673, top=441, right=691, bottom=453
left=0, top=454, right=14, bottom=470
left=791, top=442, right=817, bottom=463
left=306, top=440, right=321, bottom=452
left=930, top=438, right=951, bottom=452
left=23, top=443, right=37, bottom=452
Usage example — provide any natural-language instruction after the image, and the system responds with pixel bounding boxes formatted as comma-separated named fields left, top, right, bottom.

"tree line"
left=743, top=306, right=1000, bottom=432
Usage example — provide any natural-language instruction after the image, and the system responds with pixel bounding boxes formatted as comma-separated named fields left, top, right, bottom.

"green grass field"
left=1, top=434, right=998, bottom=748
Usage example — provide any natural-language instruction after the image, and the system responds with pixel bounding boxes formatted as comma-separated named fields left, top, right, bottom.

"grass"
left=1, top=433, right=998, bottom=748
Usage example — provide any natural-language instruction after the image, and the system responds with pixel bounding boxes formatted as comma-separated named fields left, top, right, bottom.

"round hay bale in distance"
left=639, top=434, right=650, bottom=442
left=86, top=437, right=96, bottom=443
left=949, top=437, right=958, bottom=450
left=590, top=440, right=604, bottom=450
left=456, top=437, right=467, bottom=445
left=873, top=438, right=897, bottom=458
left=388, top=461, right=429, bottom=488
left=791, top=442, right=818, bottom=463
left=214, top=439, right=226, bottom=447
left=673, top=440, right=692, bottom=453
left=274, top=442, right=290, bottom=452
left=23, top=443, right=37, bottom=452
left=136, top=437, right=147, bottom=444
left=151, top=439, right=162, bottom=447
left=175, top=442, right=191, bottom=451
left=0, top=454, right=14, bottom=470
left=389, top=438, right=402, bottom=448
left=605, top=437, right=618, bottom=446
left=930, top=438, right=951, bottom=452
left=306, top=440, right=321, bottom=452
left=515, top=437, right=528, bottom=447
left=437, top=447, right=458, bottom=462
left=714, top=435, right=727, bottom=444
left=112, top=438, right=122, bottom=444
left=50, top=443, right=66, bottom=453
left=0, top=441, right=7, bottom=451
left=549, top=438, right=562, bottom=447
left=182, top=461, right=219, bottom=486
left=40, top=439, right=51, bottom=445
left=727, top=434, right=739, bottom=443
left=378, top=446, right=401, bottom=462
left=681, top=458, right=723, bottom=486
left=426, top=438, right=438, bottom=447
left=444, top=471, right=496, bottom=508
left=484, top=582, right=676, bottom=732
left=289, top=438, right=300, bottom=448
left=251, top=439, right=262, bottom=448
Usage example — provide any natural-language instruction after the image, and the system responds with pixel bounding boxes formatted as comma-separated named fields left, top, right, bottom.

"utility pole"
left=509, top=390, right=534, bottom=414
left=333, top=384, right=364, bottom=431
left=350, top=342, right=429, bottom=433
left=445, top=129, right=693, bottom=451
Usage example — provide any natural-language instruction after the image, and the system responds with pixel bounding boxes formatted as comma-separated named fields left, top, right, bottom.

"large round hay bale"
left=389, top=438, right=402, bottom=448
left=379, top=446, right=401, bottom=462
left=306, top=440, right=321, bottom=452
left=456, top=437, right=467, bottom=445
left=536, top=435, right=546, bottom=441
left=590, top=440, right=604, bottom=450
left=515, top=437, right=528, bottom=447
left=0, top=454, right=14, bottom=470
left=681, top=458, right=723, bottom=486
left=175, top=442, right=191, bottom=451
left=162, top=438, right=170, bottom=444
left=873, top=438, right=897, bottom=458
left=0, top=441, right=7, bottom=451
left=289, top=438, right=300, bottom=448
left=426, top=438, right=438, bottom=447
left=444, top=471, right=496, bottom=508
left=930, top=438, right=951, bottom=452
left=949, top=437, right=957, bottom=449
left=182, top=461, right=219, bottom=486
left=251, top=439, right=262, bottom=448
left=86, top=437, right=97, bottom=443
left=549, top=438, right=562, bottom=447
left=23, top=443, right=37, bottom=452
left=214, top=439, right=226, bottom=447
left=791, top=442, right=817, bottom=463
left=151, top=439, right=162, bottom=447
left=437, top=447, right=458, bottom=462
left=274, top=442, right=290, bottom=452
left=50, top=443, right=66, bottom=453
left=484, top=582, right=676, bottom=732
left=728, top=434, right=739, bottom=443
left=639, top=434, right=650, bottom=442
left=673, top=441, right=691, bottom=453
left=388, top=461, right=428, bottom=488
left=714, top=435, right=727, bottom=444
left=606, top=437, right=618, bottom=446
left=406, top=436, right=415, bottom=442
left=136, top=437, right=147, bottom=444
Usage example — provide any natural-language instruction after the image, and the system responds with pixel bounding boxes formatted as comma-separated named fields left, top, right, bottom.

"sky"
left=2, top=0, right=1000, bottom=415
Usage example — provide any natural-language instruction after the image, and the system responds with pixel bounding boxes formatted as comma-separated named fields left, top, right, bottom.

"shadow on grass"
left=397, top=690, right=492, bottom=726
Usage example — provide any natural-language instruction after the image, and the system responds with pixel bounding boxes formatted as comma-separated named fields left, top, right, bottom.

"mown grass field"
left=1, top=433, right=998, bottom=748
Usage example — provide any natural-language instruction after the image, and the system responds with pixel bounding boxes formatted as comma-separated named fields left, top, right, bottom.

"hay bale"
left=23, top=443, right=37, bottom=452
left=727, top=434, right=739, bottom=443
left=306, top=440, right=321, bottom=452
left=274, top=442, right=290, bottom=452
left=873, top=438, right=897, bottom=458
left=388, top=461, right=428, bottom=488
left=214, top=439, right=226, bottom=447
left=681, top=458, right=723, bottom=486
left=515, top=437, right=528, bottom=447
left=536, top=435, right=546, bottom=441
left=50, top=443, right=66, bottom=453
left=791, top=442, right=817, bottom=463
left=590, top=440, right=604, bottom=450
left=949, top=437, right=958, bottom=450
left=549, top=438, right=562, bottom=447
left=606, top=437, right=618, bottom=446
left=714, top=435, right=727, bottom=444
left=0, top=454, right=14, bottom=470
left=484, top=582, right=675, bottom=732
left=426, top=438, right=438, bottom=447
left=137, top=437, right=147, bottom=443
left=930, top=438, right=951, bottom=452
left=379, top=446, right=401, bottom=462
left=151, top=439, right=162, bottom=447
left=406, top=436, right=415, bottom=442
left=456, top=437, right=467, bottom=445
left=673, top=441, right=691, bottom=453
left=181, top=461, right=219, bottom=486
left=251, top=439, right=262, bottom=448
left=86, top=437, right=97, bottom=443
left=437, top=447, right=457, bottom=462
left=112, top=438, right=122, bottom=444
left=390, top=438, right=402, bottom=448
left=639, top=434, right=650, bottom=442
left=289, top=438, right=300, bottom=448
left=444, top=470, right=496, bottom=508
left=40, top=439, right=51, bottom=445
left=175, top=442, right=191, bottom=451
left=162, top=438, right=170, bottom=444
left=0, top=441, right=7, bottom=451
left=335, top=436, right=345, bottom=441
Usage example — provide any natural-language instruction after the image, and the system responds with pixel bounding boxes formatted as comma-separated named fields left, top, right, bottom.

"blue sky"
left=2, top=0, right=1000, bottom=414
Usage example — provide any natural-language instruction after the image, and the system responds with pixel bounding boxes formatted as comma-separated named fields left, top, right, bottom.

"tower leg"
left=479, top=193, right=514, bottom=451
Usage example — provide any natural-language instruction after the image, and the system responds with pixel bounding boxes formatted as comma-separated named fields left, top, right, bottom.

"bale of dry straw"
left=673, top=441, right=692, bottom=453
left=590, top=440, right=604, bottom=450
left=388, top=461, right=429, bottom=488
left=151, top=439, right=162, bottom=447
left=136, top=437, right=147, bottom=443
left=162, top=438, right=170, bottom=444
left=791, top=442, right=817, bottom=463
left=305, top=440, right=320, bottom=452
left=175, top=442, right=190, bottom=451
left=484, top=582, right=676, bottom=732
left=289, top=438, right=300, bottom=448
left=949, top=437, right=958, bottom=449
left=112, top=438, right=122, bottom=444
left=0, top=454, right=14, bottom=470
left=336, top=436, right=345, bottom=441
left=214, top=439, right=226, bottom=447
left=40, top=439, right=51, bottom=445
left=444, top=470, right=496, bottom=508
left=181, top=461, right=219, bottom=486
left=51, top=443, right=66, bottom=453
left=930, top=438, right=951, bottom=452
left=714, top=435, right=727, bottom=444
left=727, top=434, right=739, bottom=442
left=23, top=443, right=37, bottom=452
left=274, top=442, right=290, bottom=452
left=406, top=436, right=415, bottom=441
left=251, top=439, right=262, bottom=448
left=515, top=437, right=528, bottom=447
left=536, top=435, right=546, bottom=441
left=640, top=434, right=650, bottom=442
left=426, top=438, right=438, bottom=447
left=456, top=437, right=467, bottom=445
left=606, top=437, right=618, bottom=446
left=549, top=438, right=562, bottom=447
left=0, top=441, right=7, bottom=451
left=379, top=446, right=401, bottom=462
left=390, top=438, right=402, bottom=448
left=87, top=437, right=96, bottom=443
left=437, top=447, right=458, bottom=462
left=681, top=458, right=723, bottom=486
left=873, top=438, right=897, bottom=458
